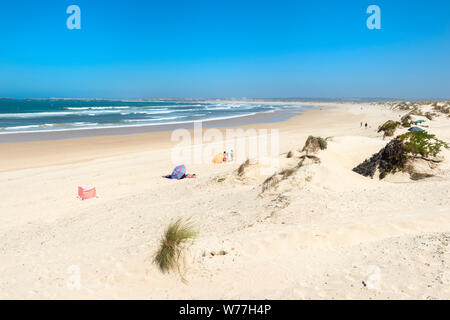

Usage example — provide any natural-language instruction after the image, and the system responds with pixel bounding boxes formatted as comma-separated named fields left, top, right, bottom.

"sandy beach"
left=1, top=101, right=449, bottom=299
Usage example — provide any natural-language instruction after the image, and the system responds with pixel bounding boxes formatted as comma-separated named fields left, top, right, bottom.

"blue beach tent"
left=171, top=165, right=186, bottom=179
left=408, top=127, right=425, bottom=132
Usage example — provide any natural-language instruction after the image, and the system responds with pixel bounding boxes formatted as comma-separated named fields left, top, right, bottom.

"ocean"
left=0, top=99, right=311, bottom=134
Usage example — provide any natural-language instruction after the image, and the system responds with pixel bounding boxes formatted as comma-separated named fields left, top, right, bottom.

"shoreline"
left=0, top=105, right=332, bottom=172
left=0, top=100, right=326, bottom=143
left=0, top=108, right=311, bottom=143
left=1, top=99, right=382, bottom=144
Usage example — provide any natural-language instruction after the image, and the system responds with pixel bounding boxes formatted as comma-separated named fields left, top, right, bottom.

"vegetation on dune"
left=262, top=174, right=281, bottom=193
left=153, top=219, right=197, bottom=277
left=261, top=155, right=320, bottom=193
left=353, top=131, right=449, bottom=179
left=261, top=165, right=301, bottom=192
left=286, top=151, right=293, bottom=158
left=378, top=120, right=401, bottom=137
left=400, top=113, right=414, bottom=128
left=280, top=167, right=300, bottom=179
left=318, top=137, right=329, bottom=150
left=433, top=103, right=450, bottom=114
left=399, top=131, right=449, bottom=158
left=237, top=159, right=250, bottom=177
left=425, top=112, right=434, bottom=121
left=386, top=100, right=450, bottom=118
left=302, top=136, right=330, bottom=153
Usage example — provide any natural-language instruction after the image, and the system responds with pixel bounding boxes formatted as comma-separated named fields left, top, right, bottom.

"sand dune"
left=0, top=102, right=449, bottom=299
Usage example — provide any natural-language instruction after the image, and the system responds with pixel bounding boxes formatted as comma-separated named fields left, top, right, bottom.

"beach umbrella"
left=408, top=127, right=424, bottom=132
left=212, top=153, right=225, bottom=164
left=171, top=165, right=186, bottom=179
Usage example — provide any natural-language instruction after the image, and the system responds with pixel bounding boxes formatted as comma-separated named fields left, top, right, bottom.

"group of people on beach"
left=222, top=149, right=234, bottom=163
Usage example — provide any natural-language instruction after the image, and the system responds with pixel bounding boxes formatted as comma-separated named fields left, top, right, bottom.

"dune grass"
left=318, top=137, right=330, bottom=150
left=237, top=159, right=250, bottom=176
left=303, top=136, right=331, bottom=153
left=401, top=113, right=414, bottom=128
left=153, top=219, right=197, bottom=275
left=262, top=165, right=302, bottom=193
left=262, top=174, right=280, bottom=192
left=261, top=154, right=321, bottom=193
left=378, top=120, right=401, bottom=137
left=280, top=167, right=298, bottom=179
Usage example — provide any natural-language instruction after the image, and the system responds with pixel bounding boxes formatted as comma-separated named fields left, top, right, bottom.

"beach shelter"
left=78, top=186, right=97, bottom=200
left=408, top=127, right=425, bottom=132
left=171, top=165, right=186, bottom=179
left=212, top=153, right=224, bottom=164
left=415, top=120, right=426, bottom=124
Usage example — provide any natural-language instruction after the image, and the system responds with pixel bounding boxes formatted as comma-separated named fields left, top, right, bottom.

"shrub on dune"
left=353, top=131, right=449, bottom=180
left=400, top=131, right=449, bottom=157
left=153, top=219, right=197, bottom=275
left=317, top=137, right=329, bottom=150
left=302, top=136, right=329, bottom=154
left=400, top=114, right=414, bottom=128
left=378, top=120, right=401, bottom=137
left=433, top=102, right=450, bottom=115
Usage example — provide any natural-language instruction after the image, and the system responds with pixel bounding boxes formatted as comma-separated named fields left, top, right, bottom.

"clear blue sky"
left=0, top=0, right=449, bottom=99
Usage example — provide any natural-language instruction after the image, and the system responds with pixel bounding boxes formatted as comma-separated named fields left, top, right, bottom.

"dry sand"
left=0, top=102, right=449, bottom=299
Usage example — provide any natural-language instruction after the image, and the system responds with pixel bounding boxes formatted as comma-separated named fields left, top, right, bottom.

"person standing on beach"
left=365, top=122, right=368, bottom=129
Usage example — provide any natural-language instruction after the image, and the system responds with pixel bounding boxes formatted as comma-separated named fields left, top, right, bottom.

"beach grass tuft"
left=280, top=167, right=298, bottom=179
left=237, top=159, right=250, bottom=176
left=378, top=120, right=401, bottom=137
left=261, top=166, right=300, bottom=193
left=303, top=136, right=330, bottom=153
left=262, top=174, right=280, bottom=192
left=153, top=218, right=197, bottom=275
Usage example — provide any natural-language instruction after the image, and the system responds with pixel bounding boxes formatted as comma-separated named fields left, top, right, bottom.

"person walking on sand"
left=365, top=122, right=368, bottom=129
left=223, top=151, right=227, bottom=163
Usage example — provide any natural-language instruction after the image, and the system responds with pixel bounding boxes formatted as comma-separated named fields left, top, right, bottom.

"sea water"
left=0, top=99, right=310, bottom=134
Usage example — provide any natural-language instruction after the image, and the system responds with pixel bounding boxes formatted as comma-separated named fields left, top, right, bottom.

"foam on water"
left=0, top=99, right=311, bottom=134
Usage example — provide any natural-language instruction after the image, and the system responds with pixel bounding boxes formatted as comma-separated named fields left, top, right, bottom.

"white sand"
left=0, top=102, right=449, bottom=299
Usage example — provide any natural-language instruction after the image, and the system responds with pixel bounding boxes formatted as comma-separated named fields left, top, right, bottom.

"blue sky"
left=0, top=0, right=449, bottom=99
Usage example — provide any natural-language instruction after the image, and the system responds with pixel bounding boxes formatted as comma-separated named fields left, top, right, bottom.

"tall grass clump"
left=378, top=120, right=401, bottom=137
left=153, top=219, right=197, bottom=275
left=261, top=174, right=280, bottom=192
left=237, top=159, right=250, bottom=177
left=317, top=137, right=329, bottom=150
left=280, top=167, right=299, bottom=179
left=400, top=113, right=414, bottom=128
left=302, top=136, right=330, bottom=153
